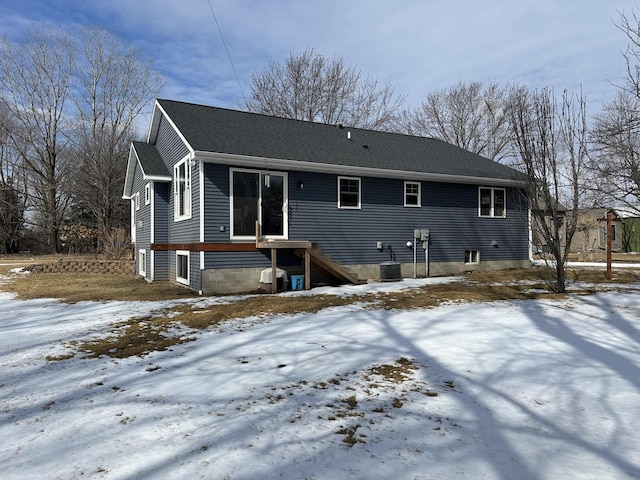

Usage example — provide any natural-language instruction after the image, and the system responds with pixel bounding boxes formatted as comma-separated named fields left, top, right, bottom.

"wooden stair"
left=255, top=222, right=363, bottom=290
left=295, top=247, right=364, bottom=286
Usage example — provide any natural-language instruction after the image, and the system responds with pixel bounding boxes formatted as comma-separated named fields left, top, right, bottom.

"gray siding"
left=289, top=172, right=529, bottom=266
left=203, top=163, right=230, bottom=242
left=152, top=182, right=170, bottom=281
left=132, top=162, right=151, bottom=278
left=153, top=182, right=169, bottom=243
left=153, top=114, right=199, bottom=245
left=155, top=115, right=189, bottom=166
left=154, top=114, right=200, bottom=289
left=200, top=165, right=529, bottom=271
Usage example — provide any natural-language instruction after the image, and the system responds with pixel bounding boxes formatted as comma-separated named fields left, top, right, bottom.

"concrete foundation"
left=200, top=259, right=531, bottom=294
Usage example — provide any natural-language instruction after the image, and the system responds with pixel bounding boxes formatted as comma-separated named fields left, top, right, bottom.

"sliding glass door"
left=231, top=169, right=287, bottom=239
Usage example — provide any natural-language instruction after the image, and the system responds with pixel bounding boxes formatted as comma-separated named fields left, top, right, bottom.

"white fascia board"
left=122, top=144, right=139, bottom=199
left=196, top=151, right=526, bottom=187
left=149, top=101, right=196, bottom=157
left=144, top=174, right=172, bottom=182
left=146, top=100, right=163, bottom=144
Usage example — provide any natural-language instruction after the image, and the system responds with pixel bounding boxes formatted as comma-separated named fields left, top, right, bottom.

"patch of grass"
left=336, top=424, right=366, bottom=447
left=168, top=294, right=369, bottom=330
left=28, top=265, right=640, bottom=360
left=364, top=358, right=418, bottom=383
left=342, top=395, right=358, bottom=409
left=5, top=273, right=197, bottom=303
left=71, top=316, right=195, bottom=359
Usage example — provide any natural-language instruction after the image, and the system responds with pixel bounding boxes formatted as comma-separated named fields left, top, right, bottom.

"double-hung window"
left=174, top=158, right=191, bottom=220
left=479, top=187, right=506, bottom=218
left=404, top=181, right=421, bottom=207
left=338, top=176, right=361, bottom=209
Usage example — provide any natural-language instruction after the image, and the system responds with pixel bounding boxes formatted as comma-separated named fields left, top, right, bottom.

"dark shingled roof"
left=132, top=141, right=170, bottom=178
left=156, top=99, right=526, bottom=182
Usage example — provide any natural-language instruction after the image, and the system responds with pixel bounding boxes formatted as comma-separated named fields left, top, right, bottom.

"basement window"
left=464, top=249, right=480, bottom=264
left=139, top=249, right=146, bottom=276
left=176, top=250, right=189, bottom=285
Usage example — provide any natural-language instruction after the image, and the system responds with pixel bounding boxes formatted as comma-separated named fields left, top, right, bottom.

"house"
left=571, top=208, right=623, bottom=253
left=123, top=99, right=531, bottom=294
left=616, top=206, right=640, bottom=253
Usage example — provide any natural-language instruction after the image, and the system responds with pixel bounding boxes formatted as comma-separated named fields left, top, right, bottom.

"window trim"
left=176, top=250, right=189, bottom=285
left=138, top=249, right=146, bottom=276
left=134, top=192, right=140, bottom=211
left=464, top=249, right=480, bottom=264
left=144, top=183, right=151, bottom=205
left=404, top=181, right=421, bottom=207
left=478, top=187, right=506, bottom=218
left=174, top=157, right=192, bottom=221
left=337, top=176, right=361, bottom=209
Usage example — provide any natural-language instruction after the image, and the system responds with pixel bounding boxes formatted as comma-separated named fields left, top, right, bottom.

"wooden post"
left=304, top=248, right=311, bottom=290
left=271, top=248, right=278, bottom=294
left=255, top=220, right=260, bottom=245
left=606, top=212, right=612, bottom=280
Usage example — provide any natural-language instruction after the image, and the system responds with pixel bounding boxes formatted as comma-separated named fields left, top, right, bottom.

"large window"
left=404, top=181, right=421, bottom=207
left=479, top=187, right=506, bottom=218
left=176, top=250, right=189, bottom=285
left=338, top=176, right=361, bottom=209
left=174, top=158, right=191, bottom=220
left=231, top=169, right=287, bottom=239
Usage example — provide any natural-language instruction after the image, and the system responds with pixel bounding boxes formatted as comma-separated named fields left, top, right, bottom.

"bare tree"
left=245, top=48, right=405, bottom=130
left=0, top=102, right=26, bottom=253
left=71, top=27, right=163, bottom=246
left=400, top=81, right=516, bottom=162
left=0, top=26, right=75, bottom=253
left=509, top=88, right=589, bottom=292
left=589, top=90, right=640, bottom=213
left=617, top=8, right=640, bottom=97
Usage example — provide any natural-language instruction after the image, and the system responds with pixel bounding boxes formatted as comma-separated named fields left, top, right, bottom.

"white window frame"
left=176, top=250, right=189, bottom=285
left=404, top=181, right=421, bottom=207
left=229, top=168, right=289, bottom=241
left=138, top=249, right=146, bottom=276
left=464, top=249, right=480, bottom=264
left=174, top=157, right=192, bottom=221
left=338, top=176, right=361, bottom=209
left=478, top=187, right=506, bottom=218
left=144, top=183, right=151, bottom=205
left=134, top=192, right=140, bottom=211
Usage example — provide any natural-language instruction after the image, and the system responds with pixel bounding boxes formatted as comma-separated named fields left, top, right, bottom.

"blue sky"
left=1, top=0, right=638, bottom=118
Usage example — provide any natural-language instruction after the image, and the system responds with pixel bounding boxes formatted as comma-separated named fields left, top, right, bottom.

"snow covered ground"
left=1, top=274, right=639, bottom=479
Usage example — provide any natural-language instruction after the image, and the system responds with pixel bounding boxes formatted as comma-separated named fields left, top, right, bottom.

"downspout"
left=199, top=158, right=205, bottom=295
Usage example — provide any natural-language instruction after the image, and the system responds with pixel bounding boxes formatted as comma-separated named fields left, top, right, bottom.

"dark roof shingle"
left=156, top=99, right=525, bottom=182
left=132, top=141, right=170, bottom=178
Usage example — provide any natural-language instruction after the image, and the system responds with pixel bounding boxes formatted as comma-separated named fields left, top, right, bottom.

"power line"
left=206, top=0, right=248, bottom=105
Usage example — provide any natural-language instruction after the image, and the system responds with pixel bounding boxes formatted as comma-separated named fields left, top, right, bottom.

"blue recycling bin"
left=290, top=275, right=304, bottom=291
